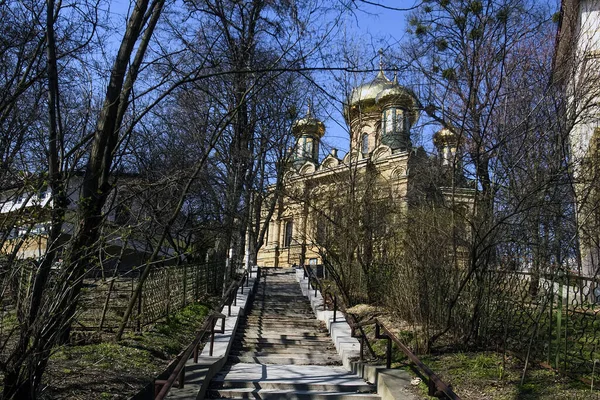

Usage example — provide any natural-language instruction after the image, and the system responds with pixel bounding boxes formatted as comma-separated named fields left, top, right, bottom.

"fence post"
left=99, top=278, right=115, bottom=332
left=564, top=271, right=570, bottom=372
left=555, top=272, right=563, bottom=369
left=137, top=282, right=143, bottom=332
left=182, top=263, right=188, bottom=307
left=166, top=267, right=171, bottom=319
left=177, top=365, right=185, bottom=389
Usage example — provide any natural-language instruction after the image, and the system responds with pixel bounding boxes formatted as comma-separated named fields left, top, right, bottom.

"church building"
left=256, top=65, right=469, bottom=268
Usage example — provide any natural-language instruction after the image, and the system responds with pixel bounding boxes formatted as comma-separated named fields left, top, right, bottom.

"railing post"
left=209, top=317, right=215, bottom=356
left=177, top=365, right=185, bottom=388
left=333, top=296, right=337, bottom=322
left=386, top=336, right=392, bottom=369
left=360, top=337, right=364, bottom=361
left=154, top=380, right=163, bottom=398
left=428, top=378, right=437, bottom=397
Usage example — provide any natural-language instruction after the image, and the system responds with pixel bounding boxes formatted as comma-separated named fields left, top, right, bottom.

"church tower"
left=291, top=104, right=325, bottom=170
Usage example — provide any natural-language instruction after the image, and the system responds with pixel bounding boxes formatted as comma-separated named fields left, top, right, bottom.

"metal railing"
left=154, top=267, right=257, bottom=399
left=303, top=264, right=459, bottom=399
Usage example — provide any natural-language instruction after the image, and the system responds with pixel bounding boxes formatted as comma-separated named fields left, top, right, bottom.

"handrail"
left=302, top=265, right=376, bottom=359
left=154, top=268, right=255, bottom=399
left=302, top=264, right=459, bottom=399
left=375, top=319, right=459, bottom=399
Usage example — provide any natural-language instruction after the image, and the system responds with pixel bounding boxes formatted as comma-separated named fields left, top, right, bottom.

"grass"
left=45, top=302, right=210, bottom=399
left=415, top=351, right=595, bottom=400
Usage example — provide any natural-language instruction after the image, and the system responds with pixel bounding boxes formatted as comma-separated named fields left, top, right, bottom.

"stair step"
left=231, top=347, right=336, bottom=355
left=207, top=388, right=380, bottom=399
left=244, top=321, right=322, bottom=328
left=212, top=380, right=374, bottom=392
left=240, top=326, right=328, bottom=333
left=234, top=340, right=336, bottom=348
left=245, top=316, right=318, bottom=321
left=229, top=355, right=341, bottom=365
left=238, top=333, right=330, bottom=340
left=213, top=363, right=371, bottom=384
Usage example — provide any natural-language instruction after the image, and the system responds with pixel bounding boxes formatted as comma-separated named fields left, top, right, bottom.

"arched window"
left=382, top=108, right=407, bottom=135
left=284, top=220, right=294, bottom=247
left=362, top=133, right=369, bottom=154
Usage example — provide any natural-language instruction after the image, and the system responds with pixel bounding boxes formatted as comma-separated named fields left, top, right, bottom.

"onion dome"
left=348, top=70, right=394, bottom=108
left=292, top=104, right=325, bottom=139
left=433, top=127, right=460, bottom=167
left=433, top=127, right=459, bottom=147
left=344, top=70, right=394, bottom=122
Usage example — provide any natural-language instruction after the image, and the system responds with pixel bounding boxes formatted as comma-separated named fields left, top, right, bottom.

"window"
left=284, top=220, right=294, bottom=247
left=296, top=140, right=303, bottom=157
left=362, top=133, right=369, bottom=154
left=386, top=110, right=394, bottom=133
left=305, top=138, right=313, bottom=158
left=382, top=108, right=407, bottom=135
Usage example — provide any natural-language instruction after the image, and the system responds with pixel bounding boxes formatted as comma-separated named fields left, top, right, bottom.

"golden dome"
left=344, top=68, right=418, bottom=126
left=433, top=127, right=459, bottom=147
left=347, top=70, right=394, bottom=107
left=292, top=106, right=325, bottom=139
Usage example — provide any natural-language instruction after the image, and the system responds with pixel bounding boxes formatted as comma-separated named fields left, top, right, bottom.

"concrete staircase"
left=207, top=268, right=380, bottom=399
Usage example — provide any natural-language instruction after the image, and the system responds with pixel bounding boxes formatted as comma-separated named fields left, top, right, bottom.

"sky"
left=108, top=0, right=417, bottom=158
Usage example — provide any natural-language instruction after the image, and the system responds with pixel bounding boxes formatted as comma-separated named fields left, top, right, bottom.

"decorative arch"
left=371, top=145, right=392, bottom=161
left=320, top=155, right=340, bottom=169
left=391, top=167, right=406, bottom=180
left=299, top=162, right=316, bottom=175
left=284, top=171, right=296, bottom=181
left=343, top=150, right=360, bottom=164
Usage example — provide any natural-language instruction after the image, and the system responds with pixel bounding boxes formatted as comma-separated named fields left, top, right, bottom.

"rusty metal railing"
left=302, top=264, right=459, bottom=399
left=154, top=267, right=258, bottom=399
